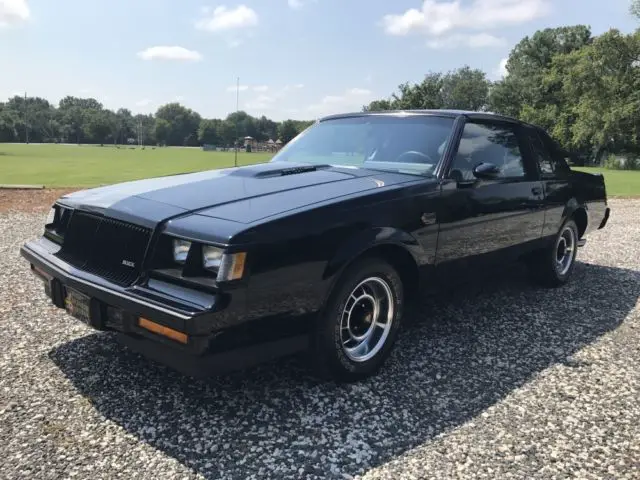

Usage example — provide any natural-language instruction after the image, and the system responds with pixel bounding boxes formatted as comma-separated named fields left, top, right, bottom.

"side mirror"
left=473, top=162, right=501, bottom=180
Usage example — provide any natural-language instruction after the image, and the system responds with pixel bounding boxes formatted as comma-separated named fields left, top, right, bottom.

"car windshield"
left=270, top=115, right=456, bottom=177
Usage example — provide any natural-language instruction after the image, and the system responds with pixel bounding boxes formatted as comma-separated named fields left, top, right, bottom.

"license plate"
left=64, top=287, right=92, bottom=324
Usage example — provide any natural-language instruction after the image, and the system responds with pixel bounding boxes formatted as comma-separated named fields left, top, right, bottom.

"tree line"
left=0, top=96, right=314, bottom=148
left=1, top=19, right=638, bottom=163
left=364, top=24, right=640, bottom=166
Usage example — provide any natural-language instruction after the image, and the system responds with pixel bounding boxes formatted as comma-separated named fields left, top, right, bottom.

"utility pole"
left=234, top=76, right=239, bottom=167
left=24, top=92, right=29, bottom=144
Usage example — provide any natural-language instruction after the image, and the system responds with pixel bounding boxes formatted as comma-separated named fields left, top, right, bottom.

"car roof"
left=318, top=109, right=525, bottom=125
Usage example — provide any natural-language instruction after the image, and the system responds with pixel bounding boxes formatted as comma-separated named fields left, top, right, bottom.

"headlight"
left=217, top=252, right=247, bottom=282
left=202, top=245, right=224, bottom=270
left=46, top=207, right=56, bottom=226
left=203, top=246, right=246, bottom=281
left=172, top=239, right=191, bottom=263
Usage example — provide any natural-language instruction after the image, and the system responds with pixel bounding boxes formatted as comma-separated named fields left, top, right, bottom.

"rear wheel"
left=311, top=258, right=404, bottom=382
left=527, top=219, right=579, bottom=287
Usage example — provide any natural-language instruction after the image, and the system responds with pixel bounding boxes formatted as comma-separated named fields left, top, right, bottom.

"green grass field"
left=1, top=144, right=639, bottom=196
left=573, top=167, right=640, bottom=197
left=0, top=144, right=272, bottom=187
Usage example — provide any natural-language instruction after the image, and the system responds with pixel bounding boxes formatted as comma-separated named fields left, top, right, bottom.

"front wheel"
left=310, top=258, right=404, bottom=382
left=527, top=219, right=579, bottom=287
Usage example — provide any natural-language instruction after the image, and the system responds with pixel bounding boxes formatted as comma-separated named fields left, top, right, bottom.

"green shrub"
left=604, top=154, right=640, bottom=170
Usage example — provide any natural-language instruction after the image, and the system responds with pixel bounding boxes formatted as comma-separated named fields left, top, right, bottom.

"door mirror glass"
left=473, top=162, right=501, bottom=180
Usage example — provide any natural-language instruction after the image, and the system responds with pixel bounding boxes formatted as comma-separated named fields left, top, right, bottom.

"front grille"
left=56, top=211, right=152, bottom=286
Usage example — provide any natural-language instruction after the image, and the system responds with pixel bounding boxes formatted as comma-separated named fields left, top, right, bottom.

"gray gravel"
left=1, top=200, right=639, bottom=480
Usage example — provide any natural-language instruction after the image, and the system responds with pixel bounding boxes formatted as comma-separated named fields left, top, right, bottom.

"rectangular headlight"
left=202, top=245, right=224, bottom=270
left=173, top=239, right=191, bottom=263
left=45, top=207, right=56, bottom=226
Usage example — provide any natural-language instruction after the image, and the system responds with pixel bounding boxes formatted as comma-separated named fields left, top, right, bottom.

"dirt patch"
left=0, top=188, right=80, bottom=214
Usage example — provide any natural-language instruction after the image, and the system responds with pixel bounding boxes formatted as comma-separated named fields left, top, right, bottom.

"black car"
left=21, top=110, right=610, bottom=382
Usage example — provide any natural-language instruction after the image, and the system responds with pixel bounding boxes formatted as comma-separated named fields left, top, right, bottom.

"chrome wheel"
left=555, top=225, right=576, bottom=276
left=341, top=276, right=394, bottom=363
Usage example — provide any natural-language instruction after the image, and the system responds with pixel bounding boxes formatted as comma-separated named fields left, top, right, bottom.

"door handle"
left=531, top=186, right=542, bottom=195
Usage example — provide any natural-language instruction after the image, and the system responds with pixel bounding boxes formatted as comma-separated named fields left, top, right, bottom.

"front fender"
left=322, top=227, right=426, bottom=281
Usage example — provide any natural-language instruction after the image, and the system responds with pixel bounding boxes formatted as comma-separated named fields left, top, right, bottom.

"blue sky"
left=0, top=0, right=638, bottom=120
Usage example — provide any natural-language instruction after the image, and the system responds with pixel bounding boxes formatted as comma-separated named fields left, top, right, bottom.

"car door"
left=524, top=126, right=574, bottom=240
left=434, top=118, right=545, bottom=282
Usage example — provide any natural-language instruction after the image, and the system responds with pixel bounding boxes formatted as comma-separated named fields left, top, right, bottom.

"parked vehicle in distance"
left=21, top=110, right=610, bottom=382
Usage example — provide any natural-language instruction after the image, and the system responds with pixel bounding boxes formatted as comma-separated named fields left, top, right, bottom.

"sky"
left=0, top=0, right=638, bottom=121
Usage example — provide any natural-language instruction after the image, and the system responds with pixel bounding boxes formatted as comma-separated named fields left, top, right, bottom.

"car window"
left=532, top=129, right=571, bottom=176
left=528, top=130, right=556, bottom=175
left=448, top=122, right=526, bottom=181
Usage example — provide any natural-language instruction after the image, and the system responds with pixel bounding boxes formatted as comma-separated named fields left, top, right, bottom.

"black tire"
left=310, top=257, right=404, bottom=383
left=527, top=218, right=579, bottom=288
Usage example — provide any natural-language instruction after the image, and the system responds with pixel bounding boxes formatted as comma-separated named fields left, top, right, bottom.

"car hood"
left=58, top=162, right=419, bottom=227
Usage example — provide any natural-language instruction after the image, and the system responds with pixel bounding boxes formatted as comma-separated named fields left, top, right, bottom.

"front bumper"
left=21, top=236, right=310, bottom=377
left=21, top=236, right=229, bottom=355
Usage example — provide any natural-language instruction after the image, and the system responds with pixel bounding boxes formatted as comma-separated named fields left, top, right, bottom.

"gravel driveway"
left=1, top=199, right=638, bottom=480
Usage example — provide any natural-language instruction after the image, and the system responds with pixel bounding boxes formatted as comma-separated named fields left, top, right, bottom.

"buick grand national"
left=20, top=110, right=610, bottom=382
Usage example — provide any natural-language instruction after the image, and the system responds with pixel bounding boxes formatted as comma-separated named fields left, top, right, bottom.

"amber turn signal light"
left=138, top=317, right=188, bottom=344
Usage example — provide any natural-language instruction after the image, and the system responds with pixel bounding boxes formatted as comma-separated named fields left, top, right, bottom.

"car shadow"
left=49, top=261, right=639, bottom=479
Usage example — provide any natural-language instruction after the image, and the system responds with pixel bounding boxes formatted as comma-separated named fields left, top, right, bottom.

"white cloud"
left=135, top=99, right=152, bottom=107
left=347, top=88, right=372, bottom=96
left=137, top=46, right=203, bottom=62
left=288, top=0, right=317, bottom=9
left=243, top=84, right=305, bottom=114
left=196, top=5, right=258, bottom=32
left=227, top=84, right=250, bottom=92
left=382, top=0, right=550, bottom=37
left=307, top=87, right=375, bottom=116
left=426, top=33, right=506, bottom=49
left=493, top=57, right=509, bottom=79
left=245, top=94, right=277, bottom=110
left=0, top=0, right=29, bottom=27
left=281, top=83, right=304, bottom=92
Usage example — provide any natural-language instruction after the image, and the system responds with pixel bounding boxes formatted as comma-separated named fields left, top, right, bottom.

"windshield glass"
left=270, top=115, right=455, bottom=176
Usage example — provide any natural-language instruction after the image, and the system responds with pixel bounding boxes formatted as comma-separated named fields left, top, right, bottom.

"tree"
left=440, top=66, right=490, bottom=111
left=86, top=110, right=112, bottom=144
left=544, top=29, right=640, bottom=155
left=155, top=103, right=201, bottom=146
left=364, top=67, right=489, bottom=112
left=631, top=0, right=640, bottom=18
left=488, top=25, right=592, bottom=121
left=363, top=99, right=394, bottom=112
left=278, top=120, right=299, bottom=144
left=198, top=119, right=220, bottom=145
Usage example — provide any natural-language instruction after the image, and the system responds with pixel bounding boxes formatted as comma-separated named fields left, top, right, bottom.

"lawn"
left=1, top=144, right=639, bottom=196
left=0, top=144, right=273, bottom=187
left=573, top=167, right=640, bottom=197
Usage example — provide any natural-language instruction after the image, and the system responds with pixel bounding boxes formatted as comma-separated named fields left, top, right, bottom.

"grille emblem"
left=121, top=260, right=135, bottom=268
